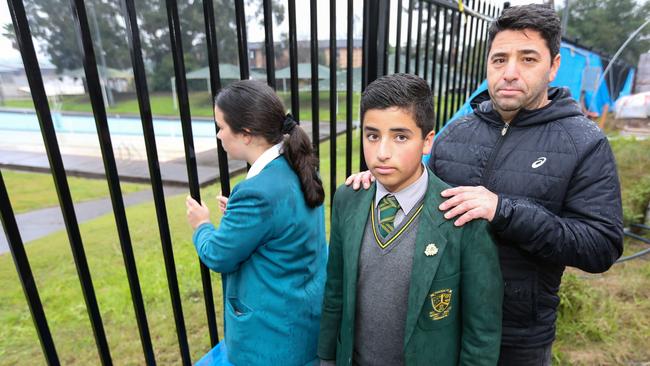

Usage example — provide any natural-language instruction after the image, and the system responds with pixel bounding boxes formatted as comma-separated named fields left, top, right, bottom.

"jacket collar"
left=474, top=86, right=583, bottom=128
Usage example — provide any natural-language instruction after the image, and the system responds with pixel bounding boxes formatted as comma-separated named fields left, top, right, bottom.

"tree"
left=3, top=0, right=284, bottom=91
left=559, top=0, right=650, bottom=65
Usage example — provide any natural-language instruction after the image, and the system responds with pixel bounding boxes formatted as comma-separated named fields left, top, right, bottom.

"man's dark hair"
left=487, top=4, right=561, bottom=61
left=360, top=73, right=434, bottom=137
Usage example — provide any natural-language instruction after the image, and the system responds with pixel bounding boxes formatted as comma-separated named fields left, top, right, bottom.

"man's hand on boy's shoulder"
left=345, top=170, right=375, bottom=190
left=344, top=172, right=498, bottom=227
left=439, top=186, right=498, bottom=227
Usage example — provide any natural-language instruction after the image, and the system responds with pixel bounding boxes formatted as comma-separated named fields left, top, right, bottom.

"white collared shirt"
left=374, top=165, right=428, bottom=226
left=246, top=142, right=283, bottom=180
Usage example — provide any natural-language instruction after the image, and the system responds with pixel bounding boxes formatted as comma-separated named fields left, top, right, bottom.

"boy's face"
left=363, top=107, right=434, bottom=193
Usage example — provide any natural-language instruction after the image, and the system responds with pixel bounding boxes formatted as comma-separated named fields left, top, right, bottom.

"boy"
left=318, top=74, right=502, bottom=365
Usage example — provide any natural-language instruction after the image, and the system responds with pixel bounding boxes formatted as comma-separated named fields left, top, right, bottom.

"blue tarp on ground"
left=444, top=41, right=632, bottom=127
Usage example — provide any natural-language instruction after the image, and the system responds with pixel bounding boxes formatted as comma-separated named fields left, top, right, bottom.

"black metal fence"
left=1, top=0, right=500, bottom=364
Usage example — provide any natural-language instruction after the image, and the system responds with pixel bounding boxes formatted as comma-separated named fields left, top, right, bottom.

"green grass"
left=0, top=131, right=360, bottom=365
left=609, top=136, right=650, bottom=225
left=1, top=169, right=148, bottom=214
left=2, top=129, right=649, bottom=365
left=551, top=131, right=650, bottom=364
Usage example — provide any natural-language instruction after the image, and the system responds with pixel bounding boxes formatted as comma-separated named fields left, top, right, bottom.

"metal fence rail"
left=2, top=0, right=502, bottom=364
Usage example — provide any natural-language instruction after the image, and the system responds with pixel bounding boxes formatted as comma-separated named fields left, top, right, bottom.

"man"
left=348, top=5, right=623, bottom=365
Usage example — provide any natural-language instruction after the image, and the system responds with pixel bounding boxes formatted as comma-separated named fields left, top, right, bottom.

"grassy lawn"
left=0, top=132, right=360, bottom=365
left=1, top=126, right=649, bottom=365
left=1, top=169, right=148, bottom=214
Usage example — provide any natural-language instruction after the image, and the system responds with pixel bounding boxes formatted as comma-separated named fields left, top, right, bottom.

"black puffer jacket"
left=428, top=87, right=623, bottom=348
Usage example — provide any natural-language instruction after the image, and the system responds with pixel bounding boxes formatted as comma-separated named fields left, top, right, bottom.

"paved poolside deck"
left=0, top=121, right=350, bottom=186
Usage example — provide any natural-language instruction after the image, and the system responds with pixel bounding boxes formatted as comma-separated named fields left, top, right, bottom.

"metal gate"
left=1, top=0, right=499, bottom=364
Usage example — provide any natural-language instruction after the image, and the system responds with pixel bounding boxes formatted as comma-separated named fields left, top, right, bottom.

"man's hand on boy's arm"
left=439, top=186, right=498, bottom=227
left=345, top=170, right=375, bottom=190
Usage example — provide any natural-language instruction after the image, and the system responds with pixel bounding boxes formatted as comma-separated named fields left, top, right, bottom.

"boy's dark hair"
left=487, top=4, right=561, bottom=61
left=215, top=80, right=324, bottom=207
left=360, top=73, right=434, bottom=137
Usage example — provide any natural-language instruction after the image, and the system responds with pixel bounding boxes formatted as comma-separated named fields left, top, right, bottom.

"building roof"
left=275, top=63, right=332, bottom=79
left=185, top=64, right=266, bottom=80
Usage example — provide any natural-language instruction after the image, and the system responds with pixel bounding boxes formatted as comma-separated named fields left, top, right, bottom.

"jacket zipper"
left=482, top=122, right=510, bottom=186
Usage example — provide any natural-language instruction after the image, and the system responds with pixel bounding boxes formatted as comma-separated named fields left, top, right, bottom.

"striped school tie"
left=378, top=194, right=400, bottom=237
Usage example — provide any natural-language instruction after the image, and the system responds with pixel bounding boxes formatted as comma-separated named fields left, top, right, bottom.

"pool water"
left=0, top=111, right=216, bottom=138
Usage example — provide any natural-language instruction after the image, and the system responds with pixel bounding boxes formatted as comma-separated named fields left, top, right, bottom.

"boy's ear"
left=421, top=130, right=435, bottom=155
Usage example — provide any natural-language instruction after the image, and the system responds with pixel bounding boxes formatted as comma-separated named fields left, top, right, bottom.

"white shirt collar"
left=246, top=142, right=283, bottom=180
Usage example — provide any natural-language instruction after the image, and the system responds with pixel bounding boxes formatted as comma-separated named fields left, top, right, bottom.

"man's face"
left=362, top=107, right=434, bottom=193
left=487, top=29, right=561, bottom=121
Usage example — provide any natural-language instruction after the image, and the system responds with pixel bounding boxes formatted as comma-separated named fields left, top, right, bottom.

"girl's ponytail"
left=282, top=114, right=324, bottom=208
left=216, top=80, right=324, bottom=208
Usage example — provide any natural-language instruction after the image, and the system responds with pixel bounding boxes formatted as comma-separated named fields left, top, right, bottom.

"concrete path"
left=0, top=186, right=185, bottom=255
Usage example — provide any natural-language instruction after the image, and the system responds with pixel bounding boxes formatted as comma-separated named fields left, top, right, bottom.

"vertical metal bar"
left=450, top=8, right=462, bottom=117
left=431, top=5, right=440, bottom=89
left=7, top=0, right=112, bottom=363
left=404, top=0, right=414, bottom=73
left=288, top=0, right=300, bottom=117
left=394, top=0, right=403, bottom=73
left=362, top=0, right=369, bottom=90
left=462, top=0, right=477, bottom=98
left=442, top=10, right=453, bottom=126
left=164, top=0, right=219, bottom=347
left=262, top=0, right=276, bottom=89
left=469, top=0, right=484, bottom=92
left=476, top=0, right=490, bottom=88
left=345, top=0, right=353, bottom=177
left=310, top=0, right=319, bottom=156
left=121, top=0, right=192, bottom=362
left=435, top=7, right=446, bottom=130
left=203, top=0, right=229, bottom=349
left=329, top=0, right=336, bottom=204
left=382, top=0, right=391, bottom=76
left=263, top=0, right=276, bottom=89
left=234, top=0, right=249, bottom=80
left=479, top=2, right=495, bottom=82
left=202, top=0, right=230, bottom=197
left=455, top=0, right=471, bottom=109
left=360, top=0, right=369, bottom=171
left=0, top=172, right=60, bottom=365
left=414, top=0, right=423, bottom=75
left=69, top=0, right=156, bottom=363
left=423, top=2, right=432, bottom=81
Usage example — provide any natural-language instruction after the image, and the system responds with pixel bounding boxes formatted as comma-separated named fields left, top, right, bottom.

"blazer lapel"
left=342, top=184, right=375, bottom=320
left=403, top=170, right=450, bottom=346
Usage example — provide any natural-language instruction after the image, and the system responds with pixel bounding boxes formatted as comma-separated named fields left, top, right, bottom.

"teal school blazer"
left=193, top=156, right=327, bottom=366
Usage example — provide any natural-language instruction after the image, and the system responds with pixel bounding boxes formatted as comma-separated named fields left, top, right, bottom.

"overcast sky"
left=0, top=0, right=546, bottom=67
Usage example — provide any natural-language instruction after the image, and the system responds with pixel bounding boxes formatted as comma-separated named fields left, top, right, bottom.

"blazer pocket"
left=227, top=297, right=254, bottom=320
left=417, top=273, right=460, bottom=330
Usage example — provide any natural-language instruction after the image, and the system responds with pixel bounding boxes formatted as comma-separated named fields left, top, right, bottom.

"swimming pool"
left=0, top=110, right=217, bottom=138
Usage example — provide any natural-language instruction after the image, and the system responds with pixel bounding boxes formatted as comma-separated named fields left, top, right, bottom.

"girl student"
left=186, top=80, right=327, bottom=365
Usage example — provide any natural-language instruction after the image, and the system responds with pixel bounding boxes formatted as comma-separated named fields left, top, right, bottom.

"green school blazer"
left=318, top=169, right=503, bottom=365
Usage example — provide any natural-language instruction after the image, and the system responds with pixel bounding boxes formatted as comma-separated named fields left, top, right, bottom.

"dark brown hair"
left=215, top=80, right=324, bottom=207
left=360, top=73, right=434, bottom=137
left=487, top=4, right=561, bottom=62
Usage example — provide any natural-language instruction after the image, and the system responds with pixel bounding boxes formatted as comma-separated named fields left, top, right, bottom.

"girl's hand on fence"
left=216, top=193, right=228, bottom=214
left=186, top=195, right=210, bottom=229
